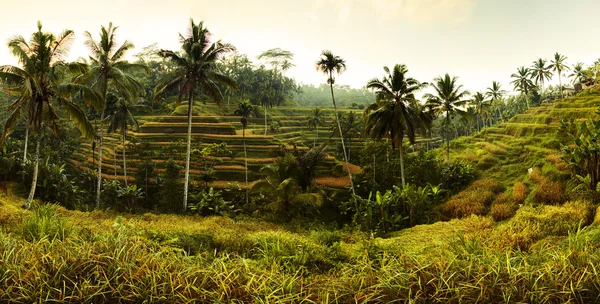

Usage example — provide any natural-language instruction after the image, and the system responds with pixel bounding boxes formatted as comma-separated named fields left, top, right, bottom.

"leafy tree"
left=510, top=67, right=534, bottom=109
left=82, top=23, right=147, bottom=209
left=315, top=50, right=356, bottom=198
left=530, top=58, right=553, bottom=97
left=106, top=96, right=150, bottom=186
left=233, top=100, right=256, bottom=204
left=0, top=22, right=100, bottom=208
left=424, top=74, right=470, bottom=163
left=550, top=53, right=569, bottom=99
left=559, top=117, right=600, bottom=195
left=307, top=107, right=326, bottom=147
left=154, top=19, right=237, bottom=212
left=364, top=64, right=428, bottom=186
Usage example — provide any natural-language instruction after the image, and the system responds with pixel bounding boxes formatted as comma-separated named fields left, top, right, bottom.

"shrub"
left=489, top=193, right=517, bottom=221
left=492, top=200, right=593, bottom=250
left=440, top=178, right=504, bottom=220
left=533, top=178, right=565, bottom=205
left=441, top=160, right=476, bottom=192
left=512, top=182, right=528, bottom=204
left=22, top=204, right=70, bottom=242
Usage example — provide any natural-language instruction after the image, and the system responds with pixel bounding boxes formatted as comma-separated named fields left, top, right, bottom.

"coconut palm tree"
left=510, top=66, right=534, bottom=109
left=82, top=23, right=148, bottom=209
left=307, top=107, right=326, bottom=147
left=106, top=96, right=150, bottom=187
left=424, top=74, right=470, bottom=163
left=364, top=64, right=427, bottom=186
left=486, top=81, right=506, bottom=123
left=154, top=19, right=238, bottom=212
left=234, top=100, right=255, bottom=205
left=530, top=58, right=552, bottom=97
left=329, top=111, right=362, bottom=162
left=0, top=22, right=100, bottom=208
left=550, top=53, right=569, bottom=99
left=569, top=62, right=586, bottom=85
left=470, top=92, right=491, bottom=132
left=315, top=50, right=355, bottom=196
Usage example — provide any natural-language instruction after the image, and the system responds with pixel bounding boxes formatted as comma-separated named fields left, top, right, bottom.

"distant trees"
left=486, top=81, right=506, bottom=123
left=550, top=53, right=569, bottom=99
left=530, top=58, right=553, bottom=96
left=0, top=22, right=100, bottom=208
left=510, top=67, right=534, bottom=109
left=154, top=19, right=238, bottom=212
left=307, top=107, right=326, bottom=147
left=470, top=92, right=491, bottom=131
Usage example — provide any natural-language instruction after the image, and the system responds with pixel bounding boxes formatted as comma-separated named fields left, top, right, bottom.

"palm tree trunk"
left=314, top=125, right=317, bottom=148
left=446, top=113, right=451, bottom=163
left=328, top=76, right=356, bottom=200
left=96, top=114, right=105, bottom=209
left=559, top=73, right=564, bottom=99
left=183, top=93, right=193, bottom=212
left=23, top=122, right=29, bottom=162
left=399, top=145, right=406, bottom=187
left=243, top=126, right=249, bottom=206
left=24, top=133, right=42, bottom=209
left=122, top=129, right=128, bottom=187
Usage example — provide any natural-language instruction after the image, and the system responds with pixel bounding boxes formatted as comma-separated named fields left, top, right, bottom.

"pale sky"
left=1, top=0, right=599, bottom=95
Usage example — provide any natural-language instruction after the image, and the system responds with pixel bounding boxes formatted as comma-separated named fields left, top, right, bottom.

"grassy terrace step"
left=139, top=122, right=236, bottom=135
left=141, top=116, right=221, bottom=123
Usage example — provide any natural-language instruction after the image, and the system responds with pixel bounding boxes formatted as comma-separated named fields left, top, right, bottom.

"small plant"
left=188, top=188, right=238, bottom=216
left=22, top=204, right=70, bottom=241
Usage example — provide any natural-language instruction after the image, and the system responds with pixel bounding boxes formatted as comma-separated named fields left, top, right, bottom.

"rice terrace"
left=2, top=0, right=600, bottom=302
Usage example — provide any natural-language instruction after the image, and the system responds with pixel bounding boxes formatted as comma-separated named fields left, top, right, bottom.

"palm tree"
left=154, top=19, right=238, bottom=212
left=315, top=50, right=355, bottom=197
left=307, top=107, right=326, bottom=147
left=486, top=81, right=506, bottom=123
left=364, top=64, right=427, bottom=186
left=330, top=111, right=362, bottom=162
left=82, top=23, right=147, bottom=209
left=530, top=58, right=552, bottom=97
left=470, top=92, right=490, bottom=132
left=424, top=74, right=470, bottom=163
left=234, top=100, right=255, bottom=205
left=569, top=62, right=586, bottom=85
left=106, top=96, right=150, bottom=187
left=550, top=52, right=569, bottom=99
left=0, top=22, right=100, bottom=208
left=510, top=67, right=534, bottom=109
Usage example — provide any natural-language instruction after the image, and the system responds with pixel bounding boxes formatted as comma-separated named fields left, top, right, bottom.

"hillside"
left=3, top=93, right=600, bottom=302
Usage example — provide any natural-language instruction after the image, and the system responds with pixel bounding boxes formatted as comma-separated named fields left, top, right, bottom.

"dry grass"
left=440, top=178, right=504, bottom=220
left=512, top=182, right=528, bottom=204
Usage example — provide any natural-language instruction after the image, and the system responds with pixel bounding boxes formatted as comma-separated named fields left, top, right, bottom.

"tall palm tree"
left=234, top=100, right=255, bottom=205
left=315, top=50, right=355, bottom=197
left=364, top=64, right=427, bottom=186
left=510, top=67, right=534, bottom=109
left=154, top=19, right=238, bottom=212
left=424, top=74, right=470, bottom=163
left=486, top=81, right=506, bottom=123
left=470, top=92, right=490, bottom=132
left=0, top=22, right=100, bottom=208
left=106, top=96, right=150, bottom=187
left=550, top=52, right=569, bottom=99
left=83, top=23, right=147, bottom=209
left=569, top=62, right=586, bottom=85
left=307, top=107, right=326, bottom=147
left=530, top=58, right=552, bottom=97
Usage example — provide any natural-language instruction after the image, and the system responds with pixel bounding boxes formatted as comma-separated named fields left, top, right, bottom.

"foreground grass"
left=1, top=184, right=600, bottom=303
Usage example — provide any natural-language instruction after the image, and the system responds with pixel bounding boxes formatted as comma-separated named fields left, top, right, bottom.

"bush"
left=22, top=204, right=70, bottom=242
left=489, top=192, right=517, bottom=221
left=533, top=178, right=565, bottom=205
left=441, top=160, right=476, bottom=192
left=492, top=200, right=593, bottom=250
left=512, top=182, right=528, bottom=204
left=440, top=178, right=504, bottom=220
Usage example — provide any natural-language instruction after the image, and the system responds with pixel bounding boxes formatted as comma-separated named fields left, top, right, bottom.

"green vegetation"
left=2, top=17, right=600, bottom=302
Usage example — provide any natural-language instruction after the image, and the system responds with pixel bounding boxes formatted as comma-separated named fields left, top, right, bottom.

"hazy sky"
left=1, top=0, right=599, bottom=95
